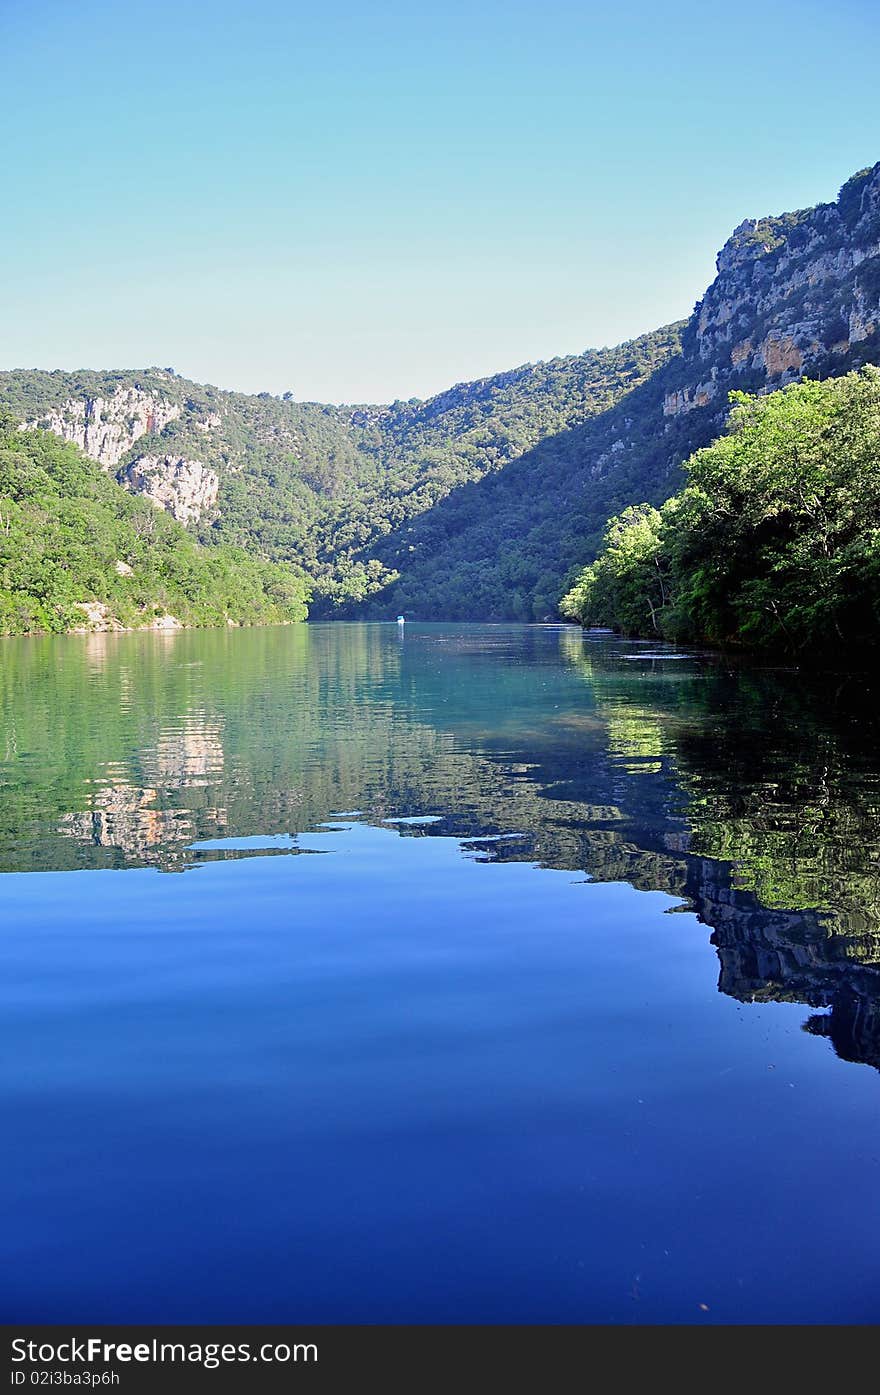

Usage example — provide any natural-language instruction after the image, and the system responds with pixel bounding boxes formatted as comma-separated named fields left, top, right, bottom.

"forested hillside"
left=0, top=327, right=681, bottom=616
left=561, top=369, right=880, bottom=654
left=357, top=162, right=880, bottom=618
left=2, top=161, right=879, bottom=621
left=0, top=412, right=308, bottom=635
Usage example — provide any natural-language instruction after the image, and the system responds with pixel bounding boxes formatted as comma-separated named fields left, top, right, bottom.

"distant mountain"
left=2, top=161, right=878, bottom=619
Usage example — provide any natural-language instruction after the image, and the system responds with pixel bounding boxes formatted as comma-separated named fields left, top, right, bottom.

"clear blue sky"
left=2, top=0, right=877, bottom=403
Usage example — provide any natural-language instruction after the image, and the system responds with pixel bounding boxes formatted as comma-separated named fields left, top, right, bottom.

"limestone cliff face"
left=23, top=382, right=221, bottom=525
left=663, top=163, right=880, bottom=417
left=661, top=379, right=717, bottom=416
left=118, top=455, right=220, bottom=525
left=27, top=386, right=181, bottom=466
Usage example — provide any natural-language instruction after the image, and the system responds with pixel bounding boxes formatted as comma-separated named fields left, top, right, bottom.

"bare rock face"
left=640, top=164, right=880, bottom=445
left=72, top=601, right=126, bottom=633
left=662, top=378, right=718, bottom=417
left=687, top=164, right=880, bottom=390
left=21, top=379, right=224, bottom=526
left=568, top=166, right=880, bottom=484
left=71, top=600, right=183, bottom=632
left=117, top=455, right=220, bottom=524
left=27, top=387, right=181, bottom=468
left=850, top=284, right=878, bottom=343
left=758, top=333, right=806, bottom=377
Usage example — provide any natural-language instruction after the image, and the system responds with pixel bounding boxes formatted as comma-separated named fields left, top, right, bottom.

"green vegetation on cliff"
left=2, top=162, right=879, bottom=622
left=0, top=326, right=684, bottom=619
left=0, top=412, right=309, bottom=635
left=561, top=368, right=880, bottom=653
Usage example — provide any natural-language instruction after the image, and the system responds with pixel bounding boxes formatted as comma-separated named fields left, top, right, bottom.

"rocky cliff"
left=666, top=163, right=880, bottom=418
left=26, top=384, right=181, bottom=465
left=16, top=374, right=221, bottom=525
left=117, top=455, right=220, bottom=524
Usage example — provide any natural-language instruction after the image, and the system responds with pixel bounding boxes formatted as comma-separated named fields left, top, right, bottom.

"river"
left=1, top=622, right=878, bottom=1321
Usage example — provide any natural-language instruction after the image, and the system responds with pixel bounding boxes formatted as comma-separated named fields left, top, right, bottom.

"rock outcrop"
left=71, top=601, right=183, bottom=633
left=662, top=378, right=718, bottom=416
left=117, top=455, right=220, bottom=524
left=72, top=601, right=126, bottom=633
left=27, top=386, right=180, bottom=467
left=682, top=163, right=880, bottom=401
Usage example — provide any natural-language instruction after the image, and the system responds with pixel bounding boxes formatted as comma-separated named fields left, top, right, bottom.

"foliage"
left=2, top=164, right=879, bottom=623
left=0, top=327, right=687, bottom=620
left=0, top=412, right=309, bottom=635
left=561, top=368, right=880, bottom=654
left=343, top=326, right=698, bottom=620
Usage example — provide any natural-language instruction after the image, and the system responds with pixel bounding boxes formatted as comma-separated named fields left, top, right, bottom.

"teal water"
left=1, top=623, right=879, bottom=1322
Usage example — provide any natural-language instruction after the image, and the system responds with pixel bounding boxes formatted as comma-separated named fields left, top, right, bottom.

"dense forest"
left=0, top=411, right=309, bottom=635
left=561, top=369, right=880, bottom=654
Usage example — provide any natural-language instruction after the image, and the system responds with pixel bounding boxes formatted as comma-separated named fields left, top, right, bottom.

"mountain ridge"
left=2, top=160, right=878, bottom=619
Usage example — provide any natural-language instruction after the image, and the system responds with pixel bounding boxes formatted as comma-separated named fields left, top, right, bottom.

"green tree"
left=561, top=368, right=880, bottom=656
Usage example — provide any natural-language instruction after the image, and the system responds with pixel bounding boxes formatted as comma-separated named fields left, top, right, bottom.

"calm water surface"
left=1, top=623, right=879, bottom=1322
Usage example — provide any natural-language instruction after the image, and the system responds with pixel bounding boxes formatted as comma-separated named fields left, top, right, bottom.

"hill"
left=0, top=412, right=308, bottom=635
left=2, top=161, right=879, bottom=620
left=357, top=162, right=880, bottom=618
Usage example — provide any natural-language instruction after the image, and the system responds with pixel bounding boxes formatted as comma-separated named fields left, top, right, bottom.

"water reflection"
left=2, top=622, right=879, bottom=1070
left=59, top=785, right=195, bottom=866
left=145, top=712, right=225, bottom=787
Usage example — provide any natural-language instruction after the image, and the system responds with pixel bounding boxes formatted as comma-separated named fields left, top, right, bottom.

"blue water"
left=1, top=623, right=879, bottom=1322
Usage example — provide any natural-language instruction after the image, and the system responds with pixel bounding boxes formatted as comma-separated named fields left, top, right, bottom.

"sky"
left=1, top=0, right=878, bottom=404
